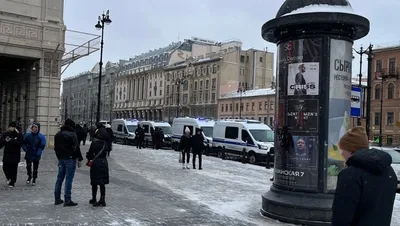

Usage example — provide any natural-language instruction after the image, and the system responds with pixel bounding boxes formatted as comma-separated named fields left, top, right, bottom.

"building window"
left=376, top=60, right=382, bottom=72
left=205, top=93, right=209, bottom=102
left=270, top=102, right=274, bottom=110
left=388, top=83, right=394, bottom=99
left=265, top=101, right=268, bottom=110
left=230, top=104, right=233, bottom=111
left=183, top=94, right=188, bottom=104
left=183, top=80, right=189, bottom=91
left=251, top=102, right=255, bottom=111
left=149, top=91, right=151, bottom=97
left=221, top=104, right=224, bottom=112
left=205, top=80, right=209, bottom=90
left=236, top=103, right=239, bottom=111
left=200, top=81, right=203, bottom=90
left=166, top=85, right=170, bottom=94
left=240, top=103, right=243, bottom=111
left=211, top=78, right=216, bottom=90
left=263, top=117, right=267, bottom=124
left=387, top=112, right=394, bottom=125
left=259, top=57, right=263, bottom=63
left=374, top=112, right=380, bottom=125
left=240, top=55, right=245, bottom=62
left=246, top=103, right=249, bottom=111
left=159, top=90, right=162, bottom=95
left=212, top=93, right=216, bottom=102
left=374, top=84, right=381, bottom=99
left=212, top=64, right=217, bottom=73
left=259, top=102, right=262, bottom=111
left=389, top=58, right=396, bottom=74
left=387, top=135, right=393, bottom=145
left=194, top=81, right=198, bottom=90
left=199, top=92, right=203, bottom=102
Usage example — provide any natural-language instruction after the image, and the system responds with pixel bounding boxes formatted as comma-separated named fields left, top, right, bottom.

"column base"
left=261, top=186, right=333, bottom=226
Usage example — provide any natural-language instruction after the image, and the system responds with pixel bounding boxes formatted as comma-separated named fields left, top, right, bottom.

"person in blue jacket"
left=22, top=122, right=46, bottom=186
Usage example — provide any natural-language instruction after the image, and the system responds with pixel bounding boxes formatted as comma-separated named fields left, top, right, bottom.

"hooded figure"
left=86, top=127, right=110, bottom=207
left=22, top=122, right=46, bottom=186
left=331, top=127, right=397, bottom=226
left=104, top=124, right=114, bottom=156
left=0, top=121, right=23, bottom=187
left=179, top=127, right=191, bottom=169
left=53, top=118, right=83, bottom=207
left=191, top=128, right=205, bottom=170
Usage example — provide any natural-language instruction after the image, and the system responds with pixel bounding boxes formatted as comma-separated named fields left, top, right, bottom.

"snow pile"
left=282, top=4, right=355, bottom=17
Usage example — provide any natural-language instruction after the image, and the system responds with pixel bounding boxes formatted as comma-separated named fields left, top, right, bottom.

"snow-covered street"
left=0, top=143, right=399, bottom=225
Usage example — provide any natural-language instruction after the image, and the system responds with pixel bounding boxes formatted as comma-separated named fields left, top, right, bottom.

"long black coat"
left=191, top=129, right=205, bottom=153
left=86, top=128, right=110, bottom=185
left=0, top=129, right=23, bottom=163
left=331, top=148, right=397, bottom=226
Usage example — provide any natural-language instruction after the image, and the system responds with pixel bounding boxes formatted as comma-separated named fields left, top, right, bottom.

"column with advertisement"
left=274, top=38, right=321, bottom=192
left=260, top=1, right=369, bottom=224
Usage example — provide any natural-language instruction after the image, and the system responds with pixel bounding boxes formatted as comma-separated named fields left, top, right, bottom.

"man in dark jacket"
left=53, top=118, right=83, bottom=207
left=157, top=128, right=164, bottom=149
left=332, top=127, right=397, bottom=226
left=104, top=124, right=114, bottom=156
left=191, top=128, right=205, bottom=170
left=0, top=122, right=23, bottom=187
left=74, top=124, right=86, bottom=145
left=82, top=124, right=88, bottom=145
left=135, top=126, right=144, bottom=149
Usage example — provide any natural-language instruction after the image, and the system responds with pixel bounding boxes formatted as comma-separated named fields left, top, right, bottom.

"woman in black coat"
left=86, top=127, right=111, bottom=207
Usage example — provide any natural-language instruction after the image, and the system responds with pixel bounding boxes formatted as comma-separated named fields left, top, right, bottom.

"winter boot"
left=89, top=198, right=97, bottom=205
left=26, top=177, right=31, bottom=184
left=32, top=179, right=36, bottom=186
left=93, top=196, right=106, bottom=207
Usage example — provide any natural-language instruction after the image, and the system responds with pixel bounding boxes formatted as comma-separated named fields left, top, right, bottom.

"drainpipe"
left=252, top=50, right=256, bottom=89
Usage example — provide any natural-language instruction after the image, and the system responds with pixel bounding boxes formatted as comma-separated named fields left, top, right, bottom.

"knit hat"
left=8, top=122, right=16, bottom=128
left=185, top=127, right=190, bottom=133
left=64, top=118, right=75, bottom=128
left=338, top=126, right=369, bottom=153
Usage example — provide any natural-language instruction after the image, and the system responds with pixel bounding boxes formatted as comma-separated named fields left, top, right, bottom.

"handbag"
left=87, top=142, right=106, bottom=167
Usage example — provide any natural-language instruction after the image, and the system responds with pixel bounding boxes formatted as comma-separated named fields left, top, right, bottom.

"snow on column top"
left=276, top=0, right=355, bottom=18
left=282, top=4, right=355, bottom=17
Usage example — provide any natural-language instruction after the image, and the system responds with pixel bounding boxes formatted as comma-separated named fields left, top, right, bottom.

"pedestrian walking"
left=191, top=128, right=204, bottom=170
left=86, top=126, right=110, bottom=207
left=151, top=127, right=156, bottom=149
left=331, top=127, right=397, bottom=226
left=180, top=127, right=191, bottom=169
left=74, top=124, right=86, bottom=145
left=157, top=128, right=164, bottom=149
left=54, top=118, right=83, bottom=207
left=0, top=122, right=23, bottom=187
left=82, top=124, right=88, bottom=145
left=104, top=124, right=114, bottom=156
left=22, top=122, right=46, bottom=186
left=135, top=125, right=144, bottom=149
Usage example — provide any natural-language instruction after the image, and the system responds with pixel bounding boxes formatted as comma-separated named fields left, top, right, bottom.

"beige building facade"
left=0, top=0, right=65, bottom=146
left=218, top=88, right=276, bottom=127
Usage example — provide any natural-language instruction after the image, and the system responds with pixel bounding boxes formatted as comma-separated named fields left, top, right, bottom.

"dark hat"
left=64, top=118, right=75, bottom=127
left=338, top=126, right=369, bottom=153
left=8, top=122, right=16, bottom=127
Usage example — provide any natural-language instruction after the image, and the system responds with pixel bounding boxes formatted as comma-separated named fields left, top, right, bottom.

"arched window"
left=374, top=84, right=381, bottom=99
left=388, top=83, right=395, bottom=99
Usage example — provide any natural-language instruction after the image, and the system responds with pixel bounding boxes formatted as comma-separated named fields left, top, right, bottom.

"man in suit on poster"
left=294, top=64, right=307, bottom=95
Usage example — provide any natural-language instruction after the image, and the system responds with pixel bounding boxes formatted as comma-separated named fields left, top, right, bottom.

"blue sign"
left=351, top=86, right=362, bottom=118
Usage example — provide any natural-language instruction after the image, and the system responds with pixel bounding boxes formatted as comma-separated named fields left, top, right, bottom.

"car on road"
left=212, top=119, right=274, bottom=165
left=112, top=119, right=138, bottom=145
left=138, top=121, right=173, bottom=147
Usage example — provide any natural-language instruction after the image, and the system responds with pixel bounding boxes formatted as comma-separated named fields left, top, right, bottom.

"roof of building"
left=220, top=88, right=276, bottom=99
left=165, top=56, right=222, bottom=71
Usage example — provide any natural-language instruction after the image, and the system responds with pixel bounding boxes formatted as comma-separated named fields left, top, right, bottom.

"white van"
left=137, top=121, right=172, bottom=147
left=111, top=119, right=138, bottom=145
left=212, top=119, right=274, bottom=164
left=171, top=117, right=215, bottom=155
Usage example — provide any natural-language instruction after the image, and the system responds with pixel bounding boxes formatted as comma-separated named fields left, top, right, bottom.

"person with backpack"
left=0, top=122, right=23, bottom=187
left=22, top=122, right=46, bottom=186
left=53, top=118, right=83, bottom=207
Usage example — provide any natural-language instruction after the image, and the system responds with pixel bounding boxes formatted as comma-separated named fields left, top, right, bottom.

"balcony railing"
left=379, top=68, right=400, bottom=78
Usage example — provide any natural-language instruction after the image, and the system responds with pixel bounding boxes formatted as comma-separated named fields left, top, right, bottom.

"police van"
left=111, top=119, right=138, bottom=145
left=171, top=117, right=215, bottom=155
left=137, top=121, right=172, bottom=147
left=212, top=119, right=274, bottom=164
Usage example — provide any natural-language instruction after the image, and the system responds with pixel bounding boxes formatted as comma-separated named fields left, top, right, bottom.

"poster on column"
left=274, top=38, right=322, bottom=192
left=287, top=62, right=319, bottom=96
left=327, top=39, right=352, bottom=191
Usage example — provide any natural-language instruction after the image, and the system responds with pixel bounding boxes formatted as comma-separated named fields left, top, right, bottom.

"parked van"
left=171, top=117, right=215, bottom=155
left=212, top=119, right=274, bottom=164
left=111, top=119, right=138, bottom=145
left=137, top=121, right=172, bottom=147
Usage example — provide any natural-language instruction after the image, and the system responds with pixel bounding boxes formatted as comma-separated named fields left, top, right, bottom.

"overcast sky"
left=63, top=0, right=400, bottom=80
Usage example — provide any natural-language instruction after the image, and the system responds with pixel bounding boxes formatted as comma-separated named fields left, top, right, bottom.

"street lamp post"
left=365, top=45, right=374, bottom=139
left=353, top=45, right=369, bottom=126
left=237, top=86, right=245, bottom=119
left=95, top=10, right=112, bottom=125
left=379, top=73, right=385, bottom=147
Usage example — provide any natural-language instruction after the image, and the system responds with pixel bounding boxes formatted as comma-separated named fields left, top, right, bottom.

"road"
left=0, top=143, right=399, bottom=225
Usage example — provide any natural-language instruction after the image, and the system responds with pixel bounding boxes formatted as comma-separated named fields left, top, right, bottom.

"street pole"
left=237, top=87, right=244, bottom=119
left=365, top=44, right=373, bottom=139
left=95, top=10, right=112, bottom=125
left=354, top=46, right=368, bottom=126
left=379, top=75, right=384, bottom=147
left=176, top=83, right=180, bottom=118
left=64, top=97, right=68, bottom=120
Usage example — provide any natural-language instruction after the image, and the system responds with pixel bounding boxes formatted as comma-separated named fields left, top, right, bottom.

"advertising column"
left=274, top=38, right=322, bottom=192
left=326, top=39, right=353, bottom=191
